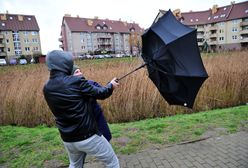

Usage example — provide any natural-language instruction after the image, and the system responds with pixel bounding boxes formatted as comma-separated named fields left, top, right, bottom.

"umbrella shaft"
left=118, top=63, right=147, bottom=81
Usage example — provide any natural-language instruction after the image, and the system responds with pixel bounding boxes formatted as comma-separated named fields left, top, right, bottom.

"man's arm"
left=79, top=78, right=119, bottom=100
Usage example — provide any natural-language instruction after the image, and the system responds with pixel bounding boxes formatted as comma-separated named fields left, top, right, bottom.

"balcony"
left=99, top=41, right=112, bottom=45
left=0, top=34, right=4, bottom=39
left=59, top=44, right=64, bottom=48
left=197, top=42, right=204, bottom=46
left=209, top=40, right=217, bottom=45
left=209, top=26, right=217, bottom=31
left=240, top=29, right=248, bottom=35
left=0, top=52, right=6, bottom=56
left=240, top=37, right=248, bottom=43
left=58, top=37, right=63, bottom=42
left=0, top=43, right=5, bottom=48
left=240, top=21, right=248, bottom=27
left=197, top=27, right=204, bottom=32
left=197, top=34, right=204, bottom=39
left=209, top=33, right=217, bottom=38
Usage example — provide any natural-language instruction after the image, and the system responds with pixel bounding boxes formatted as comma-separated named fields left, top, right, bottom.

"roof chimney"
left=212, top=5, right=218, bottom=14
left=94, top=16, right=98, bottom=19
left=119, top=18, right=121, bottom=21
left=76, top=15, right=79, bottom=18
left=173, top=9, right=182, bottom=18
left=6, top=10, right=9, bottom=14
left=64, top=14, right=71, bottom=17
left=1, top=14, right=7, bottom=20
left=18, top=15, right=23, bottom=21
left=231, top=1, right=235, bottom=4
left=123, top=21, right=127, bottom=26
left=87, top=19, right=93, bottom=26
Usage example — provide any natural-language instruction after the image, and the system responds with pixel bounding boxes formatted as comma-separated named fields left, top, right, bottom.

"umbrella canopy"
left=141, top=10, right=208, bottom=108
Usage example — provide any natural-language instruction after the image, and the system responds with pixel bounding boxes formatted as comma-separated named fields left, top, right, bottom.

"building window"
left=24, top=31, right=29, bottom=35
left=25, top=47, right=30, bottom=52
left=31, top=31, right=38, bottom=35
left=232, top=28, right=238, bottom=32
left=24, top=39, right=29, bottom=43
left=219, top=22, right=224, bottom=26
left=32, top=39, right=38, bottom=43
left=33, top=47, right=39, bottom=51
left=28, top=17, right=31, bottom=21
left=6, top=39, right=9, bottom=43
left=9, top=16, right=13, bottom=20
left=232, top=35, right=237, bottom=40
left=213, top=16, right=219, bottom=19
left=232, top=20, right=238, bottom=24
left=245, top=9, right=248, bottom=13
left=219, top=37, right=224, bottom=41
left=219, top=29, right=224, bottom=33
left=7, top=48, right=10, bottom=52
left=15, top=51, right=22, bottom=55
left=1, top=23, right=5, bottom=26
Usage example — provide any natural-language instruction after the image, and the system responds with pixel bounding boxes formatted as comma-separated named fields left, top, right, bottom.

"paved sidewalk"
left=85, top=132, right=248, bottom=168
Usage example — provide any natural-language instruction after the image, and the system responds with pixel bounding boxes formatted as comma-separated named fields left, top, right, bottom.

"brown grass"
left=0, top=51, right=247, bottom=126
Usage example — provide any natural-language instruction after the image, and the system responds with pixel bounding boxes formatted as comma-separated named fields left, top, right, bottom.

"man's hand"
left=110, top=77, right=120, bottom=90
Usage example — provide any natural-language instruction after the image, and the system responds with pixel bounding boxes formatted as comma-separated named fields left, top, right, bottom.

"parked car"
left=9, top=58, right=17, bottom=65
left=86, top=54, right=94, bottom=59
left=94, top=55, right=104, bottom=59
left=19, top=59, right=27, bottom=65
left=115, top=54, right=124, bottom=58
left=0, top=58, right=7, bottom=66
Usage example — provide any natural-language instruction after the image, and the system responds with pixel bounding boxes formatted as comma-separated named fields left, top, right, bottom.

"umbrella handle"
left=117, top=63, right=147, bottom=81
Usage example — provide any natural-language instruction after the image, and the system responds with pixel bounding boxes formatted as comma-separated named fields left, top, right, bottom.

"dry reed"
left=0, top=51, right=247, bottom=126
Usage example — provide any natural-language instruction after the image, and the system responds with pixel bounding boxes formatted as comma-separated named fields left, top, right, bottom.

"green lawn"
left=0, top=105, right=248, bottom=167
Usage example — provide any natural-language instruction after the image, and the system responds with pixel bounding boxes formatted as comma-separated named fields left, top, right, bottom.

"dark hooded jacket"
left=43, top=50, right=113, bottom=142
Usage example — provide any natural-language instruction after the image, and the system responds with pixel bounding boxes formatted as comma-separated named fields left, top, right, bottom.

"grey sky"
left=0, top=0, right=245, bottom=54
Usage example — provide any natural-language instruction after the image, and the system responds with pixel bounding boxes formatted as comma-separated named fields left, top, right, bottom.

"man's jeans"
left=63, top=134, right=119, bottom=168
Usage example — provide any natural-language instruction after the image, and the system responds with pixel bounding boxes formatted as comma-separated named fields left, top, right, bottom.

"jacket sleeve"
left=88, top=80, right=102, bottom=87
left=78, top=77, right=113, bottom=100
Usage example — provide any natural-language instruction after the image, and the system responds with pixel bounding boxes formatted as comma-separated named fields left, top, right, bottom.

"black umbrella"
left=118, top=10, right=208, bottom=108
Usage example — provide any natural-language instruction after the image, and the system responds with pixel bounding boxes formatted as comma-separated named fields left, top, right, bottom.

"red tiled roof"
left=227, top=1, right=248, bottom=20
left=160, top=1, right=248, bottom=25
left=63, top=17, right=144, bottom=34
left=0, top=13, right=40, bottom=31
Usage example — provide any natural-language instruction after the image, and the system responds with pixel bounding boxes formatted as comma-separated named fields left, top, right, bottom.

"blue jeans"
left=63, top=134, right=119, bottom=168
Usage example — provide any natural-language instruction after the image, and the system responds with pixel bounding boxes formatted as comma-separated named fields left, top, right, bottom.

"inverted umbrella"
left=118, top=10, right=208, bottom=108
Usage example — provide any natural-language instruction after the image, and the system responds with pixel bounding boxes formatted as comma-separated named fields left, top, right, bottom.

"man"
left=43, top=50, right=120, bottom=168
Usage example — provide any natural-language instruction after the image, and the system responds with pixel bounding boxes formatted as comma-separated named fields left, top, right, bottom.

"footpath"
left=85, top=131, right=248, bottom=168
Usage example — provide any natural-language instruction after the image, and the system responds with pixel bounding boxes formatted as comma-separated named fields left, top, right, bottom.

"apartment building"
left=0, top=12, right=41, bottom=60
left=59, top=15, right=144, bottom=56
left=154, top=1, right=248, bottom=51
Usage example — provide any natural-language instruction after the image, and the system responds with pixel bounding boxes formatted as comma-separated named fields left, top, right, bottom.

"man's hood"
left=46, top=50, right=73, bottom=75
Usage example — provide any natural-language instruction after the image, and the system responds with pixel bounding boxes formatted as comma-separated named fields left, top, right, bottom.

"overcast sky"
left=0, top=0, right=246, bottom=54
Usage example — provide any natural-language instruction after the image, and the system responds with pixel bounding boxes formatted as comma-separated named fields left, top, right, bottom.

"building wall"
left=61, top=18, right=142, bottom=56
left=65, top=30, right=132, bottom=56
left=0, top=30, right=41, bottom=59
left=196, top=18, right=247, bottom=51
left=155, top=10, right=248, bottom=51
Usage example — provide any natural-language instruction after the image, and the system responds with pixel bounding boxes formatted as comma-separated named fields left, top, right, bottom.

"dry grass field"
left=0, top=51, right=247, bottom=126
